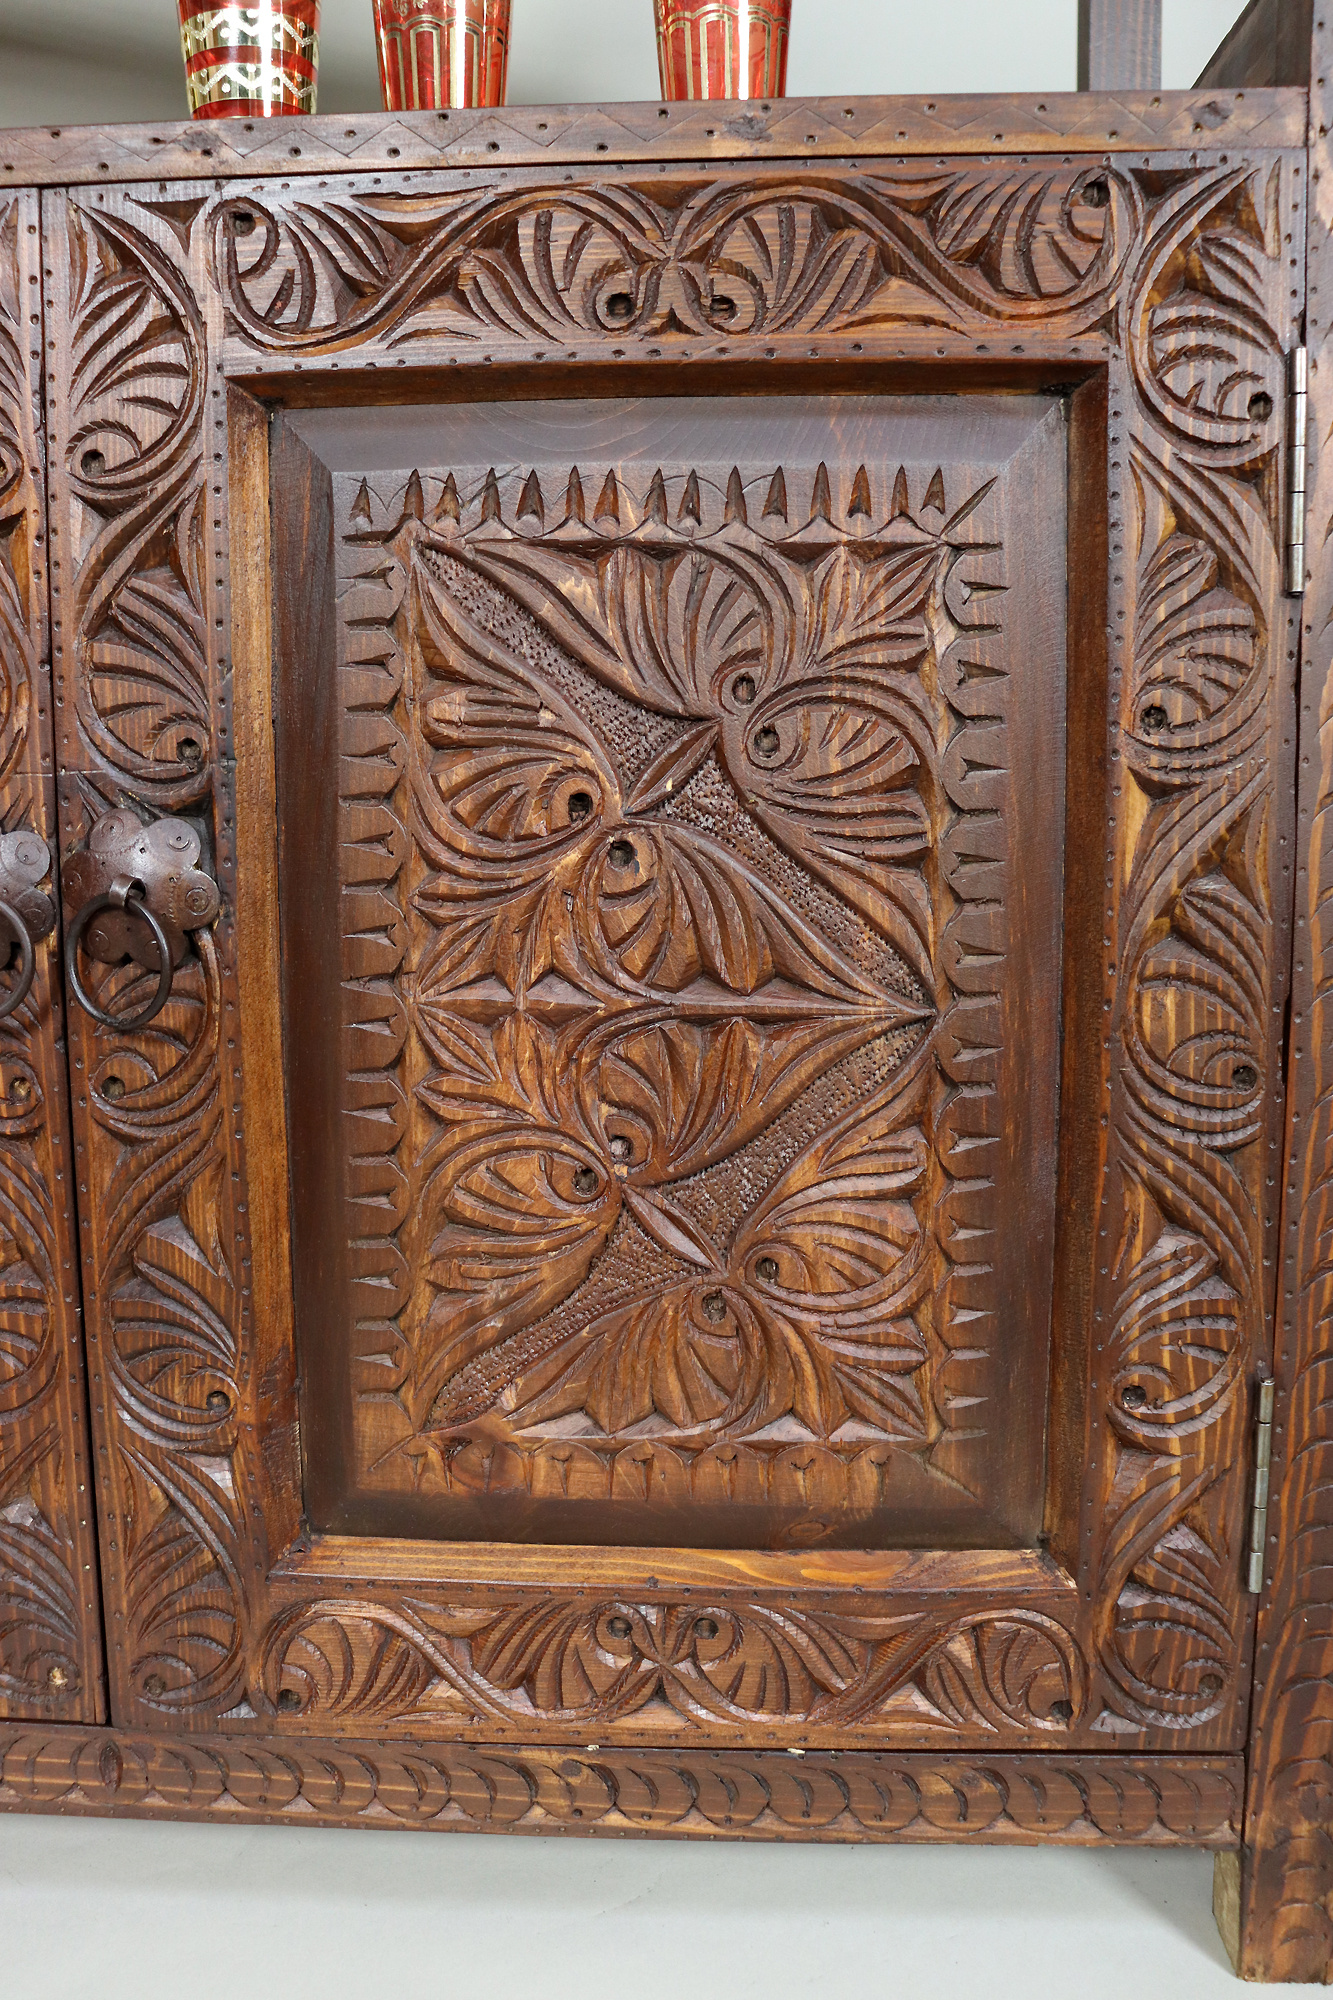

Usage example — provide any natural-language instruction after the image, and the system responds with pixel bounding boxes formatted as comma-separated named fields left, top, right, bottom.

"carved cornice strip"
left=0, top=92, right=1307, bottom=192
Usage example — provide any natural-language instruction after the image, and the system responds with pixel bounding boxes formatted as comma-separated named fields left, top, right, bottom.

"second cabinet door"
left=0, top=187, right=103, bottom=1724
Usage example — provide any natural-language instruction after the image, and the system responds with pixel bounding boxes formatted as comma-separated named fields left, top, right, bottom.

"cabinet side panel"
left=1234, top=21, right=1333, bottom=1984
left=0, top=188, right=104, bottom=1723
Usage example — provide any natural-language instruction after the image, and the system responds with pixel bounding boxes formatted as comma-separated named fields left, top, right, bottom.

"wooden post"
left=1076, top=0, right=1160, bottom=90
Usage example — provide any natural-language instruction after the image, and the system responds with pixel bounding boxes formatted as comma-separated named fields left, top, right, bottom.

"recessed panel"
left=276, top=394, right=1067, bottom=1550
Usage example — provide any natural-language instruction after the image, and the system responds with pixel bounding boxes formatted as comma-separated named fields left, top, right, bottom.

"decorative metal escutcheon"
left=61, top=811, right=221, bottom=1032
left=0, top=830, right=57, bottom=1022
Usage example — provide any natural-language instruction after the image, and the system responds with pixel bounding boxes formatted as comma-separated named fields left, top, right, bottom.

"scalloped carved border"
left=0, top=1723, right=1242, bottom=1846
left=39, top=152, right=1296, bottom=1749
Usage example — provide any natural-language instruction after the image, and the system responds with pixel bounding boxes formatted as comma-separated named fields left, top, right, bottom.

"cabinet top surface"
left=0, top=87, right=1306, bottom=189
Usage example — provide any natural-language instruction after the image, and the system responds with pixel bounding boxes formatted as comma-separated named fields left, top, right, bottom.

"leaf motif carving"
left=441, top=1072, right=933, bottom=1445
left=65, top=204, right=211, bottom=806
left=0, top=1502, right=80, bottom=1703
left=256, top=1593, right=1083, bottom=1736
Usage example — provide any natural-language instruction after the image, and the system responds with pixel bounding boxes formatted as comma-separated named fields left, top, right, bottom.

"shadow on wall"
left=0, top=0, right=1250, bottom=128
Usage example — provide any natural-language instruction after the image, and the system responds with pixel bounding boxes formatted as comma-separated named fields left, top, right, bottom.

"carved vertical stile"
left=1086, top=163, right=1301, bottom=1747
left=0, top=188, right=104, bottom=1721
left=41, top=186, right=291, bottom=1728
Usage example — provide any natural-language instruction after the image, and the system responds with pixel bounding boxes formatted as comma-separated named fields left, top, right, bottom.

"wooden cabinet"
left=4, top=19, right=1333, bottom=1982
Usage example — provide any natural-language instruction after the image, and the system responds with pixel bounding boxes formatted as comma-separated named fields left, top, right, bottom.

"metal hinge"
left=1247, top=1376, right=1276, bottom=1594
left=1286, top=345, right=1308, bottom=598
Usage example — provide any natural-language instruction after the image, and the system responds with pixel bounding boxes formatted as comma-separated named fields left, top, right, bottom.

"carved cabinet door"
left=39, top=149, right=1297, bottom=1765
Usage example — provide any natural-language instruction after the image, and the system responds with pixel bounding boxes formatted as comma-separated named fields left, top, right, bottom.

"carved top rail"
left=0, top=89, right=1306, bottom=190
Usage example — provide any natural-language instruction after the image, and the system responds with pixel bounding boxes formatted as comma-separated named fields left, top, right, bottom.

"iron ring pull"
left=64, top=874, right=175, bottom=1032
left=0, top=900, right=36, bottom=1022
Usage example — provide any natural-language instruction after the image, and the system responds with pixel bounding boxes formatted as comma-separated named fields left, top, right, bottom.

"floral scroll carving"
left=258, top=1592, right=1084, bottom=1735
left=46, top=195, right=257, bottom=1719
left=63, top=203, right=213, bottom=811
left=1088, top=166, right=1291, bottom=1735
left=211, top=164, right=1141, bottom=356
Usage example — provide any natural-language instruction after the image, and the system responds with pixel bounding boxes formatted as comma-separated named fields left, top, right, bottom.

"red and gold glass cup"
left=177, top=1, right=320, bottom=118
left=372, top=0, right=511, bottom=111
left=654, top=0, right=790, bottom=101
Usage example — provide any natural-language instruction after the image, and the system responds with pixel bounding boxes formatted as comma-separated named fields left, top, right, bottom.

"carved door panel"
left=41, top=154, right=1296, bottom=1753
left=278, top=394, right=1067, bottom=1555
left=0, top=191, right=104, bottom=1722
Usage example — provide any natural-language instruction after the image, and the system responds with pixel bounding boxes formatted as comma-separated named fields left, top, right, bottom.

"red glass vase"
left=178, top=1, right=319, bottom=119
left=372, top=0, right=511, bottom=111
left=654, top=0, right=790, bottom=101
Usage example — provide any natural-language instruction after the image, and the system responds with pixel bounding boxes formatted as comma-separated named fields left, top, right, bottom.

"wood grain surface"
left=0, top=189, right=104, bottom=1724
left=1078, top=0, right=1161, bottom=92
left=0, top=91, right=1303, bottom=191
left=0, top=1721, right=1244, bottom=1846
left=1197, top=0, right=1314, bottom=90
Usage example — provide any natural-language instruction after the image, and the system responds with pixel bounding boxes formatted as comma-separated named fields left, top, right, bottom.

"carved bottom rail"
left=0, top=1728, right=1242, bottom=1846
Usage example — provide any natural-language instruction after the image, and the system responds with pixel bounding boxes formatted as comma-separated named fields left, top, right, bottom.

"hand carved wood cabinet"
left=6, top=2, right=1333, bottom=1980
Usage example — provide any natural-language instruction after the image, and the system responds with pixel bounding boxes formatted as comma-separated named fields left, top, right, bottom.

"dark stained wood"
left=269, top=410, right=345, bottom=1539
left=0, top=189, right=105, bottom=1723
left=1045, top=372, right=1108, bottom=1583
left=1219, top=6, right=1333, bottom=1983
left=1196, top=0, right=1313, bottom=88
left=0, top=91, right=1305, bottom=190
left=1078, top=0, right=1161, bottom=91
left=0, top=1721, right=1244, bottom=1846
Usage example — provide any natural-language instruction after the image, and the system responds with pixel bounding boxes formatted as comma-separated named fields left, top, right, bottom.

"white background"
left=0, top=0, right=1252, bottom=125
left=0, top=1811, right=1309, bottom=1999
left=0, top=1, right=1297, bottom=1994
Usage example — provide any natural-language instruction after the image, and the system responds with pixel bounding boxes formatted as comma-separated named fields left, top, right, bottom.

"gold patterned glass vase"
left=654, top=0, right=791, bottom=101
left=372, top=0, right=511, bottom=111
left=177, top=1, right=319, bottom=119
